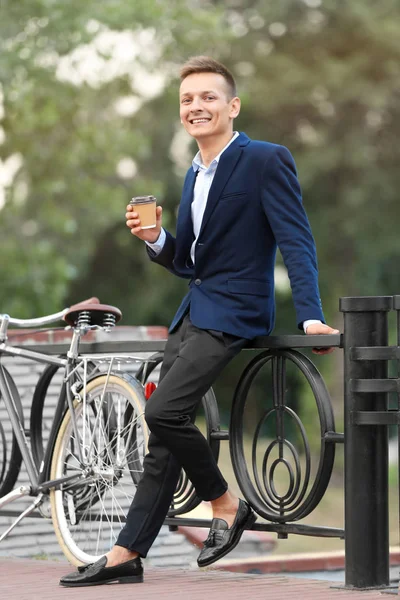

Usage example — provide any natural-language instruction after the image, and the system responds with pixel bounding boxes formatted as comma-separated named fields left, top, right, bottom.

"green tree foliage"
left=225, top=0, right=400, bottom=314
left=0, top=0, right=229, bottom=317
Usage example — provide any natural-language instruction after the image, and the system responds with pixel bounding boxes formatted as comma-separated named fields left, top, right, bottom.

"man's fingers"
left=126, top=216, right=141, bottom=229
left=307, top=324, right=339, bottom=355
left=131, top=226, right=143, bottom=235
left=312, top=347, right=335, bottom=355
left=306, top=323, right=340, bottom=336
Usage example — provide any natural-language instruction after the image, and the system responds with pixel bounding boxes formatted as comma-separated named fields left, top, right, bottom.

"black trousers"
left=116, top=315, right=246, bottom=557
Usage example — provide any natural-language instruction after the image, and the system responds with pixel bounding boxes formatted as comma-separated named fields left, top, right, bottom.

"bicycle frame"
left=0, top=335, right=153, bottom=502
left=0, top=341, right=81, bottom=493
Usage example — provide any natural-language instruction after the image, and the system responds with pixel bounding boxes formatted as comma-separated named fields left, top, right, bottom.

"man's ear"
left=230, top=96, right=241, bottom=119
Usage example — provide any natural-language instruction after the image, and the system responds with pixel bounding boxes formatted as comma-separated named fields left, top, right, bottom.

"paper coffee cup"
left=130, top=195, right=157, bottom=229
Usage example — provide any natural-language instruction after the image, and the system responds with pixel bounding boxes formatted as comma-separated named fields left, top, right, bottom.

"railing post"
left=340, top=296, right=392, bottom=589
left=394, top=295, right=400, bottom=562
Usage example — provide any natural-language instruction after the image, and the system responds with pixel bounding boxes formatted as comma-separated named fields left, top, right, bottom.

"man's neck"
left=197, top=131, right=235, bottom=168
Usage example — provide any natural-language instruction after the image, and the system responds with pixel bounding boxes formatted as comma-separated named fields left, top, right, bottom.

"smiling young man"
left=60, top=56, right=338, bottom=587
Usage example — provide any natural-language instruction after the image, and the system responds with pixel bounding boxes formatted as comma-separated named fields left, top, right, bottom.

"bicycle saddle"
left=63, top=298, right=122, bottom=327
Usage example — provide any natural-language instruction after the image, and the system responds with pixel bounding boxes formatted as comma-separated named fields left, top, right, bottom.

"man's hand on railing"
left=306, top=322, right=340, bottom=355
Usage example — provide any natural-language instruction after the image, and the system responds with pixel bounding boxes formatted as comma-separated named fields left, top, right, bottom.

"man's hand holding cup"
left=126, top=195, right=162, bottom=243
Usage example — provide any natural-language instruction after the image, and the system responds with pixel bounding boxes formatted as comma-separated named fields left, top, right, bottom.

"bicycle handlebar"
left=5, top=309, right=70, bottom=327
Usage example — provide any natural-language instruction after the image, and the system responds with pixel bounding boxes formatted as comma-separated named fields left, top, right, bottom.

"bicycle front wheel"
left=50, top=373, right=148, bottom=566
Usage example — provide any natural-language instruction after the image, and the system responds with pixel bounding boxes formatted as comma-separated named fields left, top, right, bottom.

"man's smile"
left=189, top=117, right=211, bottom=124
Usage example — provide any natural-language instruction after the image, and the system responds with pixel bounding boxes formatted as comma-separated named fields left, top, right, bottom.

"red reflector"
left=144, top=382, right=157, bottom=400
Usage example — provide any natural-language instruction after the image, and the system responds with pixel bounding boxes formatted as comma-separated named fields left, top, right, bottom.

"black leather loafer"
left=197, top=499, right=256, bottom=567
left=59, top=555, right=143, bottom=587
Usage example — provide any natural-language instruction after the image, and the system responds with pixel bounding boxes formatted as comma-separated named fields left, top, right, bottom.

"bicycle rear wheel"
left=49, top=373, right=148, bottom=566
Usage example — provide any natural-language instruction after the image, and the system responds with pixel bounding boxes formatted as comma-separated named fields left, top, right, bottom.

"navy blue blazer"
left=147, top=132, right=324, bottom=340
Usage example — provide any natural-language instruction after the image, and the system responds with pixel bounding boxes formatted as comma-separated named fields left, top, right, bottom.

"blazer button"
left=194, top=278, right=202, bottom=285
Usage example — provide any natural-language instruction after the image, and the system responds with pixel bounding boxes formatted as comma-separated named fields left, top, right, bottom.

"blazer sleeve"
left=260, top=145, right=325, bottom=329
left=146, top=230, right=193, bottom=279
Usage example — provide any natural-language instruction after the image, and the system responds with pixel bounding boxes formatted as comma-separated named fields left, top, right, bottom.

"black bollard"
left=340, top=296, right=392, bottom=589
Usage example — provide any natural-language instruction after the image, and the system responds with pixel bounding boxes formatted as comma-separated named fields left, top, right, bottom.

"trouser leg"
left=116, top=432, right=182, bottom=556
left=144, top=319, right=246, bottom=499
left=116, top=322, right=183, bottom=556
left=116, top=316, right=245, bottom=556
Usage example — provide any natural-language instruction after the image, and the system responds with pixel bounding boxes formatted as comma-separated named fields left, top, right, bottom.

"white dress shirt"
left=145, top=132, right=320, bottom=333
left=189, top=131, right=240, bottom=263
left=146, top=131, right=239, bottom=261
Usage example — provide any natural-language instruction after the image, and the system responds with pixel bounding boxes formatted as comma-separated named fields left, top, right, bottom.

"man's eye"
left=181, top=98, right=191, bottom=104
left=205, top=96, right=215, bottom=100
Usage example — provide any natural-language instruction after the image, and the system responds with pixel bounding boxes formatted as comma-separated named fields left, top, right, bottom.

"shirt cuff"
left=303, top=319, right=322, bottom=333
left=145, top=228, right=166, bottom=255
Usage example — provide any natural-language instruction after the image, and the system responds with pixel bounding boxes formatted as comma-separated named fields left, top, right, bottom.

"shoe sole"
left=60, top=574, right=144, bottom=587
left=197, top=510, right=257, bottom=568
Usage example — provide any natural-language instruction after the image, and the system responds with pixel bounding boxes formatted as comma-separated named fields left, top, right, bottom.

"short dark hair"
left=180, top=56, right=237, bottom=98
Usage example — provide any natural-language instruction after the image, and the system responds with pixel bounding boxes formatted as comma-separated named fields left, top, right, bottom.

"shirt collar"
left=192, top=131, right=240, bottom=172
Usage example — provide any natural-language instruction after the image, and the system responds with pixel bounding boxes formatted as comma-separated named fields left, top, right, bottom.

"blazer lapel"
left=175, top=167, right=197, bottom=260
left=198, top=133, right=248, bottom=238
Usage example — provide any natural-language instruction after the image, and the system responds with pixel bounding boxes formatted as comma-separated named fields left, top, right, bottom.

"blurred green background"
left=2, top=1, right=400, bottom=320
left=1, top=2, right=399, bottom=549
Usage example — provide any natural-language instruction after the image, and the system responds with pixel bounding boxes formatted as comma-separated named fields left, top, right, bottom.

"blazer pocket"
left=219, top=191, right=247, bottom=201
left=228, top=278, right=271, bottom=296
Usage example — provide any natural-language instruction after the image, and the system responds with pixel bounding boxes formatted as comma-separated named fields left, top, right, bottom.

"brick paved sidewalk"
left=0, top=558, right=397, bottom=600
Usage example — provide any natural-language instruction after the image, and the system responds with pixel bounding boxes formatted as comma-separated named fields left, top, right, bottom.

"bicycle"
left=0, top=298, right=151, bottom=566
left=0, top=298, right=221, bottom=566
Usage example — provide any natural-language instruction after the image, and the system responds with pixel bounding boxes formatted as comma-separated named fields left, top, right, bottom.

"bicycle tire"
left=135, top=351, right=164, bottom=385
left=49, top=372, right=148, bottom=566
left=0, top=368, right=23, bottom=497
left=30, top=360, right=97, bottom=470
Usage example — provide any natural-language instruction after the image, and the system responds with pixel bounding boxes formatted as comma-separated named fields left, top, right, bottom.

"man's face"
left=179, top=72, right=240, bottom=141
